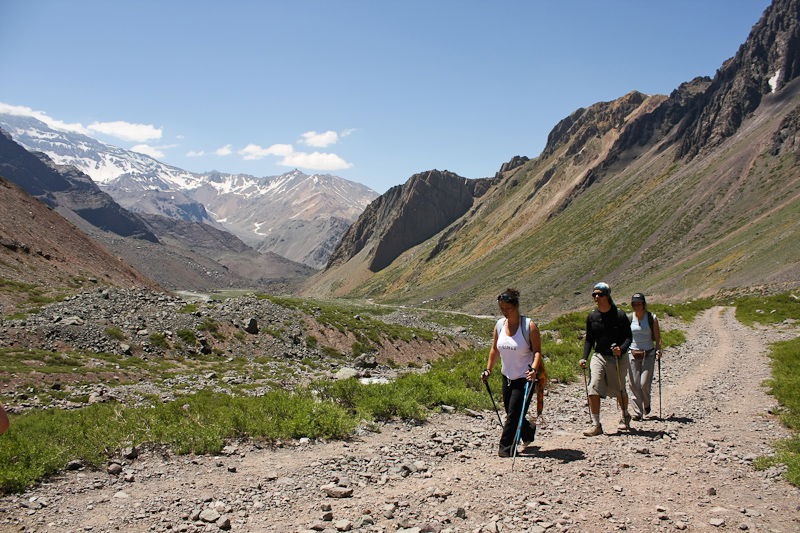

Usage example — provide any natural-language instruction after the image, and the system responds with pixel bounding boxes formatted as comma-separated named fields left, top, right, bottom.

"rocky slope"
left=140, top=213, right=317, bottom=287
left=0, top=176, right=160, bottom=313
left=0, top=129, right=158, bottom=243
left=308, top=0, right=800, bottom=314
left=312, top=170, right=497, bottom=295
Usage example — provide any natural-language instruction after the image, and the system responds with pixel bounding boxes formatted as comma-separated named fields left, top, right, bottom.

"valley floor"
left=1, top=307, right=798, bottom=532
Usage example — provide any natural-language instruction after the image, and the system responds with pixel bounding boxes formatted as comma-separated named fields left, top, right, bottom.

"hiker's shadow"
left=658, top=415, right=694, bottom=424
left=520, top=447, right=585, bottom=463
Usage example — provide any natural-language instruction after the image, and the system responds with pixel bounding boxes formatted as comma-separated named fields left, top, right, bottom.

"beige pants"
left=588, top=352, right=629, bottom=399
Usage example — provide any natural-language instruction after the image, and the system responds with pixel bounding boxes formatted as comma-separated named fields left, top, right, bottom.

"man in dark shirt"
left=579, top=282, right=633, bottom=436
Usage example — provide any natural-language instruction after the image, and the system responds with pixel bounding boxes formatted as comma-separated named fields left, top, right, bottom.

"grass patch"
left=178, top=303, right=198, bottom=314
left=148, top=333, right=169, bottom=350
left=735, top=292, right=800, bottom=326
left=754, top=336, right=800, bottom=486
left=646, top=298, right=716, bottom=322
left=176, top=329, right=197, bottom=346
left=263, top=295, right=435, bottom=353
left=0, top=390, right=356, bottom=493
left=105, top=327, right=126, bottom=341
left=661, top=329, right=687, bottom=348
left=422, top=311, right=496, bottom=341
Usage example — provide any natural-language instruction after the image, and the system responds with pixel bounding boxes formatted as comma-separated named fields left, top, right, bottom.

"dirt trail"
left=1, top=307, right=799, bottom=533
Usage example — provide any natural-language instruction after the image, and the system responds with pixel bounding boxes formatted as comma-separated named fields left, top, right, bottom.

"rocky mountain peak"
left=541, top=91, right=649, bottom=159
left=678, top=0, right=800, bottom=157
left=326, top=169, right=498, bottom=273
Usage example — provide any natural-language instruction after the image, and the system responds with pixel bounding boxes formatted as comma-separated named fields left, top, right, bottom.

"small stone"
left=601, top=511, right=613, bottom=519
left=708, top=487, right=717, bottom=496
left=675, top=521, right=687, bottom=530
left=322, top=485, right=353, bottom=498
left=107, top=463, right=123, bottom=475
left=124, top=473, right=135, bottom=483
left=216, top=515, right=231, bottom=530
left=66, top=460, right=83, bottom=471
left=334, top=519, right=353, bottom=531
left=322, top=512, right=333, bottom=521
left=113, top=491, right=130, bottom=499
left=455, top=507, right=467, bottom=519
left=227, top=466, right=237, bottom=473
left=200, top=509, right=221, bottom=523
left=710, top=518, right=726, bottom=527
left=122, top=446, right=139, bottom=460
left=738, top=525, right=749, bottom=531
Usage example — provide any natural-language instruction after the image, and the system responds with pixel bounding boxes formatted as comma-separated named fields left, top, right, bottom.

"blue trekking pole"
left=511, top=371, right=536, bottom=469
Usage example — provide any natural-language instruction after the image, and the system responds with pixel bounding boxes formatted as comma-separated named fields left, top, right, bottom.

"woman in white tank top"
left=480, top=288, right=543, bottom=457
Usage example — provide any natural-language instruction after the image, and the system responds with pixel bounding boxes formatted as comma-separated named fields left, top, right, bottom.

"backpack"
left=627, top=311, right=656, bottom=341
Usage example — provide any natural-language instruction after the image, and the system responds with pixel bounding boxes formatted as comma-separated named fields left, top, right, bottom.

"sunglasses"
left=497, top=294, right=518, bottom=303
left=592, top=292, right=606, bottom=298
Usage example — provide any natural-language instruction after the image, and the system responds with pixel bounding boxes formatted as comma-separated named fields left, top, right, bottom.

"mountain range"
left=0, top=113, right=378, bottom=269
left=0, top=129, right=314, bottom=291
left=308, top=0, right=800, bottom=315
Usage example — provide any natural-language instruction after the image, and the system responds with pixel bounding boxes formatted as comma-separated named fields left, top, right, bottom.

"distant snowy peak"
left=0, top=113, right=376, bottom=209
left=0, top=113, right=200, bottom=191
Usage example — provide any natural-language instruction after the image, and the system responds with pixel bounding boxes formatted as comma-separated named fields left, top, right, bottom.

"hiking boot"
left=644, top=406, right=651, bottom=416
left=618, top=413, right=632, bottom=430
left=498, top=449, right=510, bottom=458
left=632, top=414, right=642, bottom=421
left=582, top=424, right=603, bottom=436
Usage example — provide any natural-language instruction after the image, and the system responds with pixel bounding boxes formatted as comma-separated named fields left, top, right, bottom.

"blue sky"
left=0, top=0, right=771, bottom=193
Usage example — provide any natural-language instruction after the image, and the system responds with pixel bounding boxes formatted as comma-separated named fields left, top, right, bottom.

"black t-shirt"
left=583, top=306, right=632, bottom=359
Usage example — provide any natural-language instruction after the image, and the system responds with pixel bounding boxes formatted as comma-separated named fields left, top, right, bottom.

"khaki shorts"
left=588, top=352, right=629, bottom=399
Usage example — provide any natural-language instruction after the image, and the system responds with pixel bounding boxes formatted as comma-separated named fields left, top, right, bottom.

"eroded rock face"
left=677, top=0, right=800, bottom=158
left=326, top=170, right=497, bottom=272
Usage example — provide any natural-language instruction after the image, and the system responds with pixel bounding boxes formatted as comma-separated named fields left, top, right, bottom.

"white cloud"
left=87, top=121, right=162, bottom=142
left=0, top=102, right=88, bottom=134
left=279, top=151, right=353, bottom=171
left=238, top=143, right=294, bottom=160
left=130, top=143, right=176, bottom=159
left=186, top=150, right=206, bottom=157
left=215, top=144, right=233, bottom=156
left=299, top=128, right=356, bottom=147
left=300, top=130, right=339, bottom=148
left=131, top=144, right=166, bottom=159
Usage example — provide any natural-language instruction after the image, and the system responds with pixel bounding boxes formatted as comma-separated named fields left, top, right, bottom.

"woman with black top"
left=579, top=282, right=633, bottom=436
left=481, top=288, right=543, bottom=456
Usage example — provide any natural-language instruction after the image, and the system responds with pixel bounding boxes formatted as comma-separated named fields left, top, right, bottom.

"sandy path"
left=1, top=307, right=798, bottom=533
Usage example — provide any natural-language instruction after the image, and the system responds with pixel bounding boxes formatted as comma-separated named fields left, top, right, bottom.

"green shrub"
left=176, top=329, right=197, bottom=345
left=197, top=318, right=219, bottom=333
left=148, top=333, right=169, bottom=349
left=178, top=303, right=198, bottom=313
left=306, top=335, right=318, bottom=348
left=104, top=327, right=126, bottom=341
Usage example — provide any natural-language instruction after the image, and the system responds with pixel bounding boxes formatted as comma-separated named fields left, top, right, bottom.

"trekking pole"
left=483, top=379, right=503, bottom=428
left=657, top=355, right=662, bottom=420
left=581, top=364, right=592, bottom=423
left=511, top=372, right=535, bottom=470
left=612, top=343, right=626, bottom=415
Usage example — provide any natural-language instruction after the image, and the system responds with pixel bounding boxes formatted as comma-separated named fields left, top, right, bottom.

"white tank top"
left=496, top=319, right=533, bottom=380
